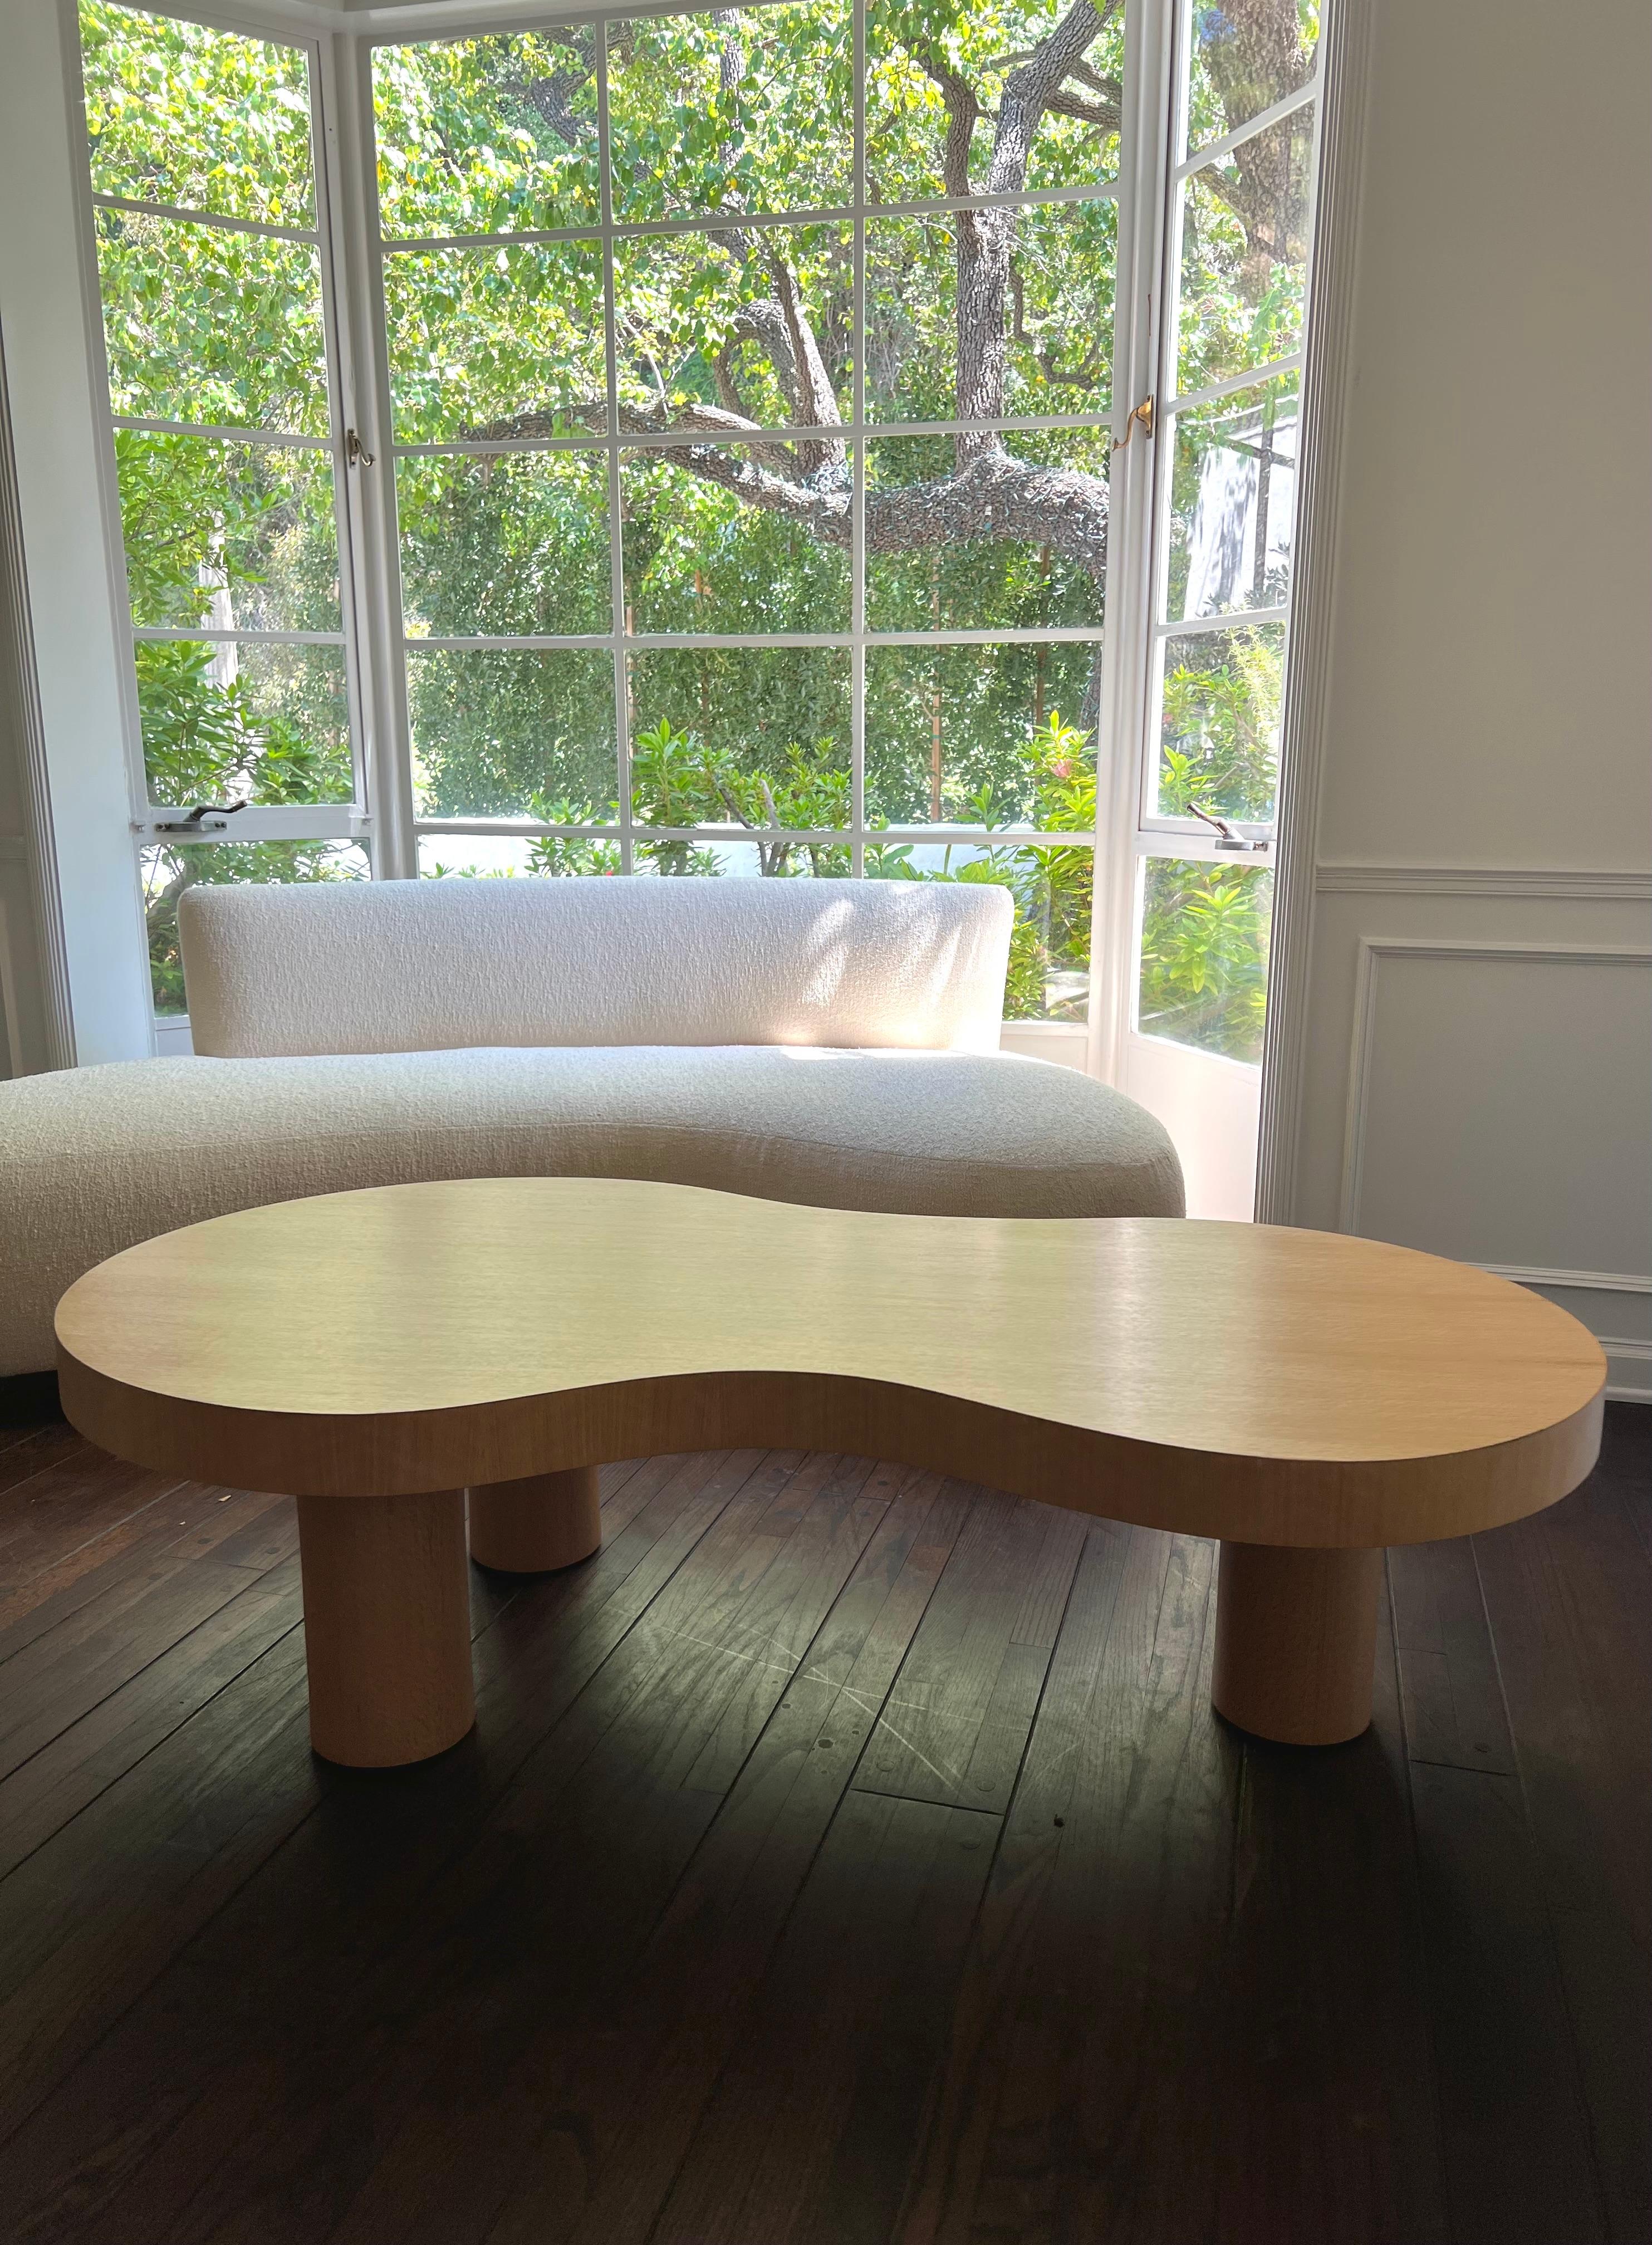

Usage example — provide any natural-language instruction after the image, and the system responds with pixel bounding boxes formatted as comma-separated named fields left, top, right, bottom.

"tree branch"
left=1045, top=89, right=1122, bottom=131
left=989, top=0, right=1111, bottom=193
left=934, top=0, right=1122, bottom=448
left=509, top=28, right=597, bottom=150
left=759, top=237, right=845, bottom=474
left=919, top=55, right=979, bottom=200
left=710, top=7, right=746, bottom=93
left=1008, top=269, right=1107, bottom=387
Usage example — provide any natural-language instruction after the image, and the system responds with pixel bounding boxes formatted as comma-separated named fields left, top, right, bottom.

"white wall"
left=1278, top=0, right=1652, bottom=1397
left=0, top=0, right=154, bottom=1067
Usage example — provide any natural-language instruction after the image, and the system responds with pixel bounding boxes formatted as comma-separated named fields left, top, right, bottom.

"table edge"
left=56, top=1346, right=1606, bottom=1551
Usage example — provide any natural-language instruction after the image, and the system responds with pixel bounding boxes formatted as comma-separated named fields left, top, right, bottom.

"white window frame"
left=70, top=1, right=380, bottom=865
left=361, top=0, right=1131, bottom=919
left=1094, top=0, right=1325, bottom=1076
left=51, top=0, right=1327, bottom=1074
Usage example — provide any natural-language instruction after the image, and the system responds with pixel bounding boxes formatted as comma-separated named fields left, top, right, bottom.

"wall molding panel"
left=1477, top=1265, right=1652, bottom=1296
left=1337, top=936, right=1652, bottom=1253
left=1254, top=0, right=1376, bottom=1227
left=1316, top=863, right=1652, bottom=902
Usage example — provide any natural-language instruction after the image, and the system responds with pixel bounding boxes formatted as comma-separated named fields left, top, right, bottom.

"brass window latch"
left=346, top=429, right=375, bottom=468
left=1112, top=395, right=1155, bottom=453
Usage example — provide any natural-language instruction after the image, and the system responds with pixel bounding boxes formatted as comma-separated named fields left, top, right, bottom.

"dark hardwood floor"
left=0, top=1393, right=1644, bottom=2244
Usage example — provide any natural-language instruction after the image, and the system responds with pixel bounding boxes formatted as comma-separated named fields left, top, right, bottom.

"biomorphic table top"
left=55, top=1179, right=1606, bottom=1762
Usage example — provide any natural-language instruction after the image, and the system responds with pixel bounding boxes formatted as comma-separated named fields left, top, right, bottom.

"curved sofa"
left=0, top=876, right=1184, bottom=1379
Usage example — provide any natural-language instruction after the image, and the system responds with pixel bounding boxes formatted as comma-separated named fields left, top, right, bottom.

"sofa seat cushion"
left=1, top=1045, right=1184, bottom=1376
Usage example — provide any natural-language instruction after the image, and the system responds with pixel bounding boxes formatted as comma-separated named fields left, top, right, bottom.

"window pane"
left=866, top=838, right=1090, bottom=1019
left=628, top=649, right=851, bottom=853
left=608, top=6, right=851, bottom=224
left=640, top=837, right=843, bottom=876
left=1156, top=622, right=1284, bottom=824
left=398, top=452, right=610, bottom=637
left=406, top=648, right=617, bottom=819
left=96, top=209, right=329, bottom=435
left=1175, top=104, right=1313, bottom=396
left=866, top=0, right=1126, bottom=204
left=866, top=432, right=1107, bottom=631
left=372, top=33, right=601, bottom=237
left=866, top=198, right=1115, bottom=424
left=866, top=642, right=1098, bottom=827
left=417, top=834, right=622, bottom=879
left=622, top=444, right=850, bottom=633
left=614, top=225, right=853, bottom=429
left=1185, top=0, right=1319, bottom=158
left=1138, top=855, right=1272, bottom=1063
left=116, top=433, right=340, bottom=632
left=1166, top=374, right=1298, bottom=621
left=383, top=242, right=606, bottom=444
left=80, top=2, right=315, bottom=227
left=143, top=839, right=367, bottom=1015
left=138, top=641, right=352, bottom=809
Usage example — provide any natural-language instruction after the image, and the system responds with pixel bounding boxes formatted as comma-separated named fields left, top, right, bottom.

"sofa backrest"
left=178, top=875, right=1014, bottom=1058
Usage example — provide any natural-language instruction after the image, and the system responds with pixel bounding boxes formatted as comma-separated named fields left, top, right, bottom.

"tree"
left=463, top=2, right=1123, bottom=729
left=79, top=0, right=1312, bottom=1038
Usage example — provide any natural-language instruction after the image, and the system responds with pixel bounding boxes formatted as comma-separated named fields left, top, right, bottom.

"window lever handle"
left=1188, top=801, right=1269, bottom=852
left=1112, top=395, right=1155, bottom=453
left=150, top=802, right=249, bottom=836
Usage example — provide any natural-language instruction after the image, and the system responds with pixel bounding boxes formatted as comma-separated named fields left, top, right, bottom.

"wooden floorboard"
left=0, top=1407, right=1643, bottom=2245
left=1470, top=1453, right=1651, bottom=2243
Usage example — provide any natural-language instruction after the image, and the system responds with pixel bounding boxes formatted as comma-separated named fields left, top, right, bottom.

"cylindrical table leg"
left=295, top=1489, right=474, bottom=1768
left=467, top=1465, right=602, bottom=1574
left=1212, top=1542, right=1383, bottom=1746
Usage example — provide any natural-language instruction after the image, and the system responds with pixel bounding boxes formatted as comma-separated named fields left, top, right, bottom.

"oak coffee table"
left=55, top=1179, right=1605, bottom=1767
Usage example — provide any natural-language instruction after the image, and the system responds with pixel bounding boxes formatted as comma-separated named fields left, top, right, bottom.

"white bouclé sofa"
left=0, top=876, right=1184, bottom=1378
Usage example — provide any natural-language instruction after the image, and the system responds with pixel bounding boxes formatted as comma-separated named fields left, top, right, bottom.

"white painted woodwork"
left=0, top=0, right=153, bottom=1065
left=1259, top=0, right=1652, bottom=1398
left=1122, top=1033, right=1261, bottom=1222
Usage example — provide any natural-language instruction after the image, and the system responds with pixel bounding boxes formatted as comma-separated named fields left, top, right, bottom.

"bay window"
left=70, top=0, right=1323, bottom=1124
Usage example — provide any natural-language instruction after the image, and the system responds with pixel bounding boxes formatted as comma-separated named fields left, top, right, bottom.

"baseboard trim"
left=0, top=1368, right=63, bottom=1426
left=1602, top=1337, right=1652, bottom=1406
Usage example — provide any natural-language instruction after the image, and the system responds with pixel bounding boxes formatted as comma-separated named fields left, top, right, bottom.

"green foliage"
left=143, top=839, right=365, bottom=1016
left=373, top=33, right=601, bottom=236
left=83, top=0, right=1301, bottom=1039
left=408, top=648, right=616, bottom=820
left=616, top=709, right=1094, bottom=1016
left=1139, top=857, right=1272, bottom=1062
left=106, top=428, right=356, bottom=1007
left=628, top=718, right=851, bottom=875
left=866, top=430, right=1107, bottom=633
left=1158, top=625, right=1283, bottom=825
left=81, top=0, right=315, bottom=223
left=867, top=0, right=1127, bottom=198
left=612, top=7, right=852, bottom=220
left=398, top=451, right=610, bottom=638
left=524, top=799, right=623, bottom=876
left=1176, top=128, right=1312, bottom=396
left=869, top=709, right=1096, bottom=1019
left=625, top=452, right=851, bottom=633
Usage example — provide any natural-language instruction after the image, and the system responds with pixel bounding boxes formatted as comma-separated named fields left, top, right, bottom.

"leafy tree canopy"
left=81, top=0, right=1310, bottom=1051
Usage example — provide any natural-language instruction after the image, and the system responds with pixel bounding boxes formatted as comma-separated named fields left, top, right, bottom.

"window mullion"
left=850, top=0, right=866, bottom=875
left=596, top=26, right=634, bottom=875
left=1086, top=0, right=1177, bottom=1083
left=322, top=27, right=416, bottom=878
